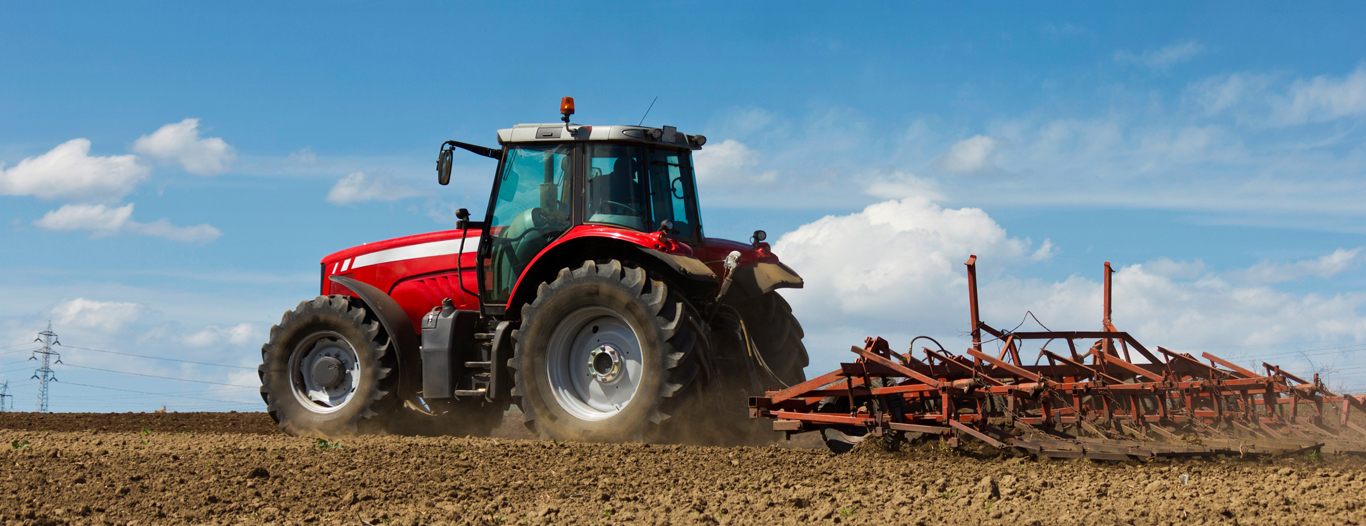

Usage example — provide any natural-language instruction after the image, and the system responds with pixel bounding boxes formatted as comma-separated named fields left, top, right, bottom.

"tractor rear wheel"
left=732, top=292, right=809, bottom=388
left=259, top=296, right=399, bottom=437
left=509, top=260, right=702, bottom=442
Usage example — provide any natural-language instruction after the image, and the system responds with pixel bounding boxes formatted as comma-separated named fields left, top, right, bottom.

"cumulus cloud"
left=994, top=263, right=1366, bottom=355
left=183, top=323, right=255, bottom=347
left=774, top=196, right=1046, bottom=320
left=0, top=139, right=149, bottom=202
left=774, top=197, right=1366, bottom=372
left=130, top=118, right=236, bottom=175
left=49, top=298, right=142, bottom=332
left=326, top=171, right=425, bottom=205
left=935, top=135, right=999, bottom=175
left=34, top=203, right=221, bottom=243
left=1114, top=40, right=1205, bottom=69
left=1229, top=248, right=1363, bottom=284
left=691, top=139, right=778, bottom=185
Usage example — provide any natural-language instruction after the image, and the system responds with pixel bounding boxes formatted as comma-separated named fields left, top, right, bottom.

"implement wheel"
left=509, top=260, right=702, bottom=442
left=259, top=296, right=398, bottom=437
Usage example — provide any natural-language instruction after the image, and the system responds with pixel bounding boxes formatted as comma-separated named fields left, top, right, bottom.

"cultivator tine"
left=750, top=256, right=1366, bottom=460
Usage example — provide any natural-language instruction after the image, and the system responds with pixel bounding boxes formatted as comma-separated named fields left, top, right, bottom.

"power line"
left=58, top=380, right=261, bottom=406
left=62, top=345, right=256, bottom=371
left=58, top=362, right=258, bottom=388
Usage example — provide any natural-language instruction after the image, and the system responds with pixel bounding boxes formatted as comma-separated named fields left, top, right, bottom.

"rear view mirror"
left=436, top=148, right=453, bottom=186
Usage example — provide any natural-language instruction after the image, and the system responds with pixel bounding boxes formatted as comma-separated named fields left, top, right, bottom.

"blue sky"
left=3, top=2, right=1366, bottom=412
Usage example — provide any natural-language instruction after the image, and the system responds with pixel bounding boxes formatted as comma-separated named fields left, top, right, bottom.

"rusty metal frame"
left=751, top=256, right=1366, bottom=460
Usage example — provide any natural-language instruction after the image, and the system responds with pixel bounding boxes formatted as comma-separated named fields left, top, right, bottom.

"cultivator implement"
left=751, top=257, right=1366, bottom=460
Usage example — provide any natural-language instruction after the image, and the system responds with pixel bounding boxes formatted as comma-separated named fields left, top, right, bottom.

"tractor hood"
left=320, top=229, right=480, bottom=296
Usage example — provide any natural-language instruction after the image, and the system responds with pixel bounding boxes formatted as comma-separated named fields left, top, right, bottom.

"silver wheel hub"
left=288, top=331, right=362, bottom=414
left=545, top=307, right=645, bottom=421
left=588, top=344, right=624, bottom=383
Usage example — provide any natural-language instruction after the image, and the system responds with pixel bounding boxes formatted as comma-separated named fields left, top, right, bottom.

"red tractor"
left=259, top=98, right=808, bottom=442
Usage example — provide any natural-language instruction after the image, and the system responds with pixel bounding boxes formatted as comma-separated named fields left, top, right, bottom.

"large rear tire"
left=732, top=292, right=809, bottom=388
left=259, top=296, right=398, bottom=437
left=509, top=260, right=702, bottom=442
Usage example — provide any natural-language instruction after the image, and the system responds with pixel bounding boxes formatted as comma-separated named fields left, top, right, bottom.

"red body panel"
left=321, top=226, right=779, bottom=334
left=321, top=229, right=482, bottom=331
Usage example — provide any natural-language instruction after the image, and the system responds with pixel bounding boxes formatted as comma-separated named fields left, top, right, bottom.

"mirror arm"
left=443, top=140, right=502, bottom=160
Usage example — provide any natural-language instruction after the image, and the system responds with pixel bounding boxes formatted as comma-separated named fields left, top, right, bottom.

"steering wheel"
left=670, top=178, right=686, bottom=199
left=602, top=200, right=639, bottom=215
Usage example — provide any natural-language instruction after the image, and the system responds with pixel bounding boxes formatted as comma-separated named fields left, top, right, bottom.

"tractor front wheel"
left=509, top=260, right=702, bottom=442
left=259, top=296, right=398, bottom=437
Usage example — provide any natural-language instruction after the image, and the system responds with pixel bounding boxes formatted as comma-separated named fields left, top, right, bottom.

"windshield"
left=485, top=144, right=573, bottom=304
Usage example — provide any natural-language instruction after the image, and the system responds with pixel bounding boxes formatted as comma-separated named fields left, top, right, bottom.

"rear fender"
left=329, top=275, right=423, bottom=404
left=505, top=236, right=718, bottom=317
left=724, top=262, right=803, bottom=304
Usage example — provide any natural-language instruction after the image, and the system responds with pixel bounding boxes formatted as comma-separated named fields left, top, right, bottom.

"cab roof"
left=496, top=123, right=704, bottom=150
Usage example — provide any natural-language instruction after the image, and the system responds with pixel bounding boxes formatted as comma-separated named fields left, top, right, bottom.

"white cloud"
left=1114, top=40, right=1205, bottom=69
left=863, top=170, right=943, bottom=200
left=326, top=171, right=425, bottom=205
left=1143, top=258, right=1207, bottom=279
left=1230, top=248, right=1363, bottom=284
left=774, top=198, right=1366, bottom=373
left=1184, top=72, right=1274, bottom=116
left=936, top=135, right=999, bottom=175
left=49, top=298, right=142, bottom=332
left=34, top=203, right=221, bottom=243
left=284, top=147, right=317, bottom=166
left=1270, top=66, right=1366, bottom=125
left=691, top=139, right=778, bottom=185
left=774, top=196, right=1040, bottom=321
left=0, top=139, right=149, bottom=202
left=130, top=118, right=236, bottom=175
left=183, top=323, right=255, bottom=347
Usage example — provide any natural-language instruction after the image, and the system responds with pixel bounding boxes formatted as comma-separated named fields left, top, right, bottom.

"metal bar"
left=948, top=420, right=1007, bottom=449
left=966, top=255, right=981, bottom=353
left=766, top=369, right=847, bottom=404
left=1201, top=352, right=1259, bottom=379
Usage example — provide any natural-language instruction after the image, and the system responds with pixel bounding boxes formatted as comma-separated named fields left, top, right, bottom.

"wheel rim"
left=287, top=330, right=362, bottom=414
left=544, top=306, right=645, bottom=421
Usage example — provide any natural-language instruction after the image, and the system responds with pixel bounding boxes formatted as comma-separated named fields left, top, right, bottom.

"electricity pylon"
left=30, top=321, right=61, bottom=413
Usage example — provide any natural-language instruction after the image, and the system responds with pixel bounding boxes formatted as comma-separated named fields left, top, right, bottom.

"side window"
left=647, top=149, right=700, bottom=240
left=584, top=144, right=649, bottom=232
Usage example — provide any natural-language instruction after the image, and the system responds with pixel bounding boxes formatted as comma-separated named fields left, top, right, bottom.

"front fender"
left=329, top=275, right=423, bottom=404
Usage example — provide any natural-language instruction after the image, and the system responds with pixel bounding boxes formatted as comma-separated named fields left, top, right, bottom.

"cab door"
left=478, top=143, right=576, bottom=310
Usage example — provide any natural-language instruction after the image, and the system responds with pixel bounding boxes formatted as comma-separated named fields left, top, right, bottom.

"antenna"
left=637, top=96, right=659, bottom=126
left=30, top=321, right=61, bottom=413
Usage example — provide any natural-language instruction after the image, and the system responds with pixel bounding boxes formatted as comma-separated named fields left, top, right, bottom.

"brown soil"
left=3, top=413, right=1365, bottom=525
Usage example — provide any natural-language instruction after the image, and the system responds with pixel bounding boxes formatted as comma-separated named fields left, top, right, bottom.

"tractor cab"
left=439, top=99, right=711, bottom=310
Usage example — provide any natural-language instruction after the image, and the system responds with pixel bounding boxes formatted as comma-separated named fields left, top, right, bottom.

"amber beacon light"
left=560, top=97, right=575, bottom=122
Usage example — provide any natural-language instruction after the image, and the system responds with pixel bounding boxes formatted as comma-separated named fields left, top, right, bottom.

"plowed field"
left=3, top=412, right=1364, bottom=525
